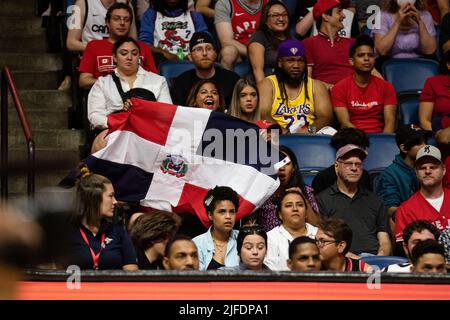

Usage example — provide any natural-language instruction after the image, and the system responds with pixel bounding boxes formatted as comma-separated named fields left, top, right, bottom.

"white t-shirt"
left=426, top=193, right=444, bottom=212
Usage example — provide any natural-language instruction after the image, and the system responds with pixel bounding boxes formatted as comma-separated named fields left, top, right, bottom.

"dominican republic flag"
left=74, top=98, right=285, bottom=227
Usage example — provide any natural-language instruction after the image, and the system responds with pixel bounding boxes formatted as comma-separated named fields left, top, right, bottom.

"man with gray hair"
left=395, top=145, right=450, bottom=242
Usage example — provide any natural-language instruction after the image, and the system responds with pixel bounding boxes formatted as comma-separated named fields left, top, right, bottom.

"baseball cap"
left=189, top=32, right=214, bottom=51
left=256, top=120, right=281, bottom=130
left=336, top=144, right=368, bottom=160
left=395, top=124, right=430, bottom=148
left=313, top=0, right=343, bottom=20
left=415, top=145, right=442, bottom=163
left=277, top=39, right=306, bottom=59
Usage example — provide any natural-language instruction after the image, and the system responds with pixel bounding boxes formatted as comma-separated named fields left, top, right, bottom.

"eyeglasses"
left=191, top=46, right=215, bottom=54
left=240, top=225, right=265, bottom=234
left=111, top=15, right=131, bottom=23
left=337, top=160, right=363, bottom=169
left=315, top=239, right=338, bottom=248
left=268, top=12, right=288, bottom=19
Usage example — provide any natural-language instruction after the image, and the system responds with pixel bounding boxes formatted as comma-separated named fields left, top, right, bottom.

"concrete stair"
left=1, top=0, right=83, bottom=197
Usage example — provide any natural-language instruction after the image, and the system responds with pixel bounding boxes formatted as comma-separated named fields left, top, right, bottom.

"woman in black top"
left=68, top=168, right=138, bottom=270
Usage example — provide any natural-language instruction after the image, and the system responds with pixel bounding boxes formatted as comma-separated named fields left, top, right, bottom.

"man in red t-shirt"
left=331, top=35, right=397, bottom=133
left=395, top=145, right=450, bottom=243
left=78, top=3, right=157, bottom=88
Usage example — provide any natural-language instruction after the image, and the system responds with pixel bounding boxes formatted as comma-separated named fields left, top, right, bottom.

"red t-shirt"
left=395, top=188, right=450, bottom=241
left=331, top=75, right=397, bottom=133
left=419, top=75, right=450, bottom=116
left=230, top=0, right=267, bottom=45
left=79, top=39, right=158, bottom=78
left=303, top=33, right=355, bottom=85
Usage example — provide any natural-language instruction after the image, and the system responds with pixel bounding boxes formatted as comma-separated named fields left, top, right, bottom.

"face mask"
left=396, top=0, right=416, bottom=6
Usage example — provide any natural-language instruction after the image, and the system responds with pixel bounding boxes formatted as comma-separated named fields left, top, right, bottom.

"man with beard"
left=171, top=31, right=240, bottom=106
left=331, top=35, right=397, bottom=133
left=258, top=39, right=332, bottom=134
left=395, top=145, right=450, bottom=242
left=316, top=144, right=392, bottom=256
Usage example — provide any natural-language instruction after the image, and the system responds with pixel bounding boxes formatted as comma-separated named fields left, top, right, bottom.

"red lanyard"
left=79, top=228, right=106, bottom=270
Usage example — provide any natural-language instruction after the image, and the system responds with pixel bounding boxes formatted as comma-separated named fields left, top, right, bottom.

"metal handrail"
left=1, top=66, right=35, bottom=200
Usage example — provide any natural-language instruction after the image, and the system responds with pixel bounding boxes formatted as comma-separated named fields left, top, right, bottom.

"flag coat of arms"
left=80, top=98, right=284, bottom=227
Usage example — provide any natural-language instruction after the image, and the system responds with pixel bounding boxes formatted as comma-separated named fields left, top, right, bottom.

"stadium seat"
left=158, top=60, right=195, bottom=87
left=365, top=134, right=398, bottom=171
left=301, top=170, right=319, bottom=187
left=382, top=58, right=440, bottom=94
left=360, top=255, right=409, bottom=269
left=279, top=134, right=335, bottom=171
left=398, top=93, right=420, bottom=126
left=233, top=61, right=251, bottom=78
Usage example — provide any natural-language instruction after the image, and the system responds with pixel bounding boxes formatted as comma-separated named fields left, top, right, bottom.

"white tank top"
left=82, top=0, right=109, bottom=43
left=153, top=11, right=196, bottom=56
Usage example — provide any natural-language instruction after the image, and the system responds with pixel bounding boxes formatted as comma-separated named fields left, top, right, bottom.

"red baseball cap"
left=313, top=0, right=342, bottom=20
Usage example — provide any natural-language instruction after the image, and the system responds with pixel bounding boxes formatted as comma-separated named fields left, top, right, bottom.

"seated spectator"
left=228, top=78, right=260, bottom=123
left=129, top=211, right=181, bottom=270
left=316, top=144, right=392, bottom=256
left=193, top=186, right=240, bottom=270
left=438, top=227, right=450, bottom=263
left=383, top=220, right=440, bottom=272
left=303, top=0, right=356, bottom=89
left=312, top=127, right=371, bottom=195
left=244, top=145, right=321, bottom=232
left=419, top=50, right=450, bottom=142
left=162, top=234, right=200, bottom=270
left=248, top=0, right=291, bottom=83
left=185, top=79, right=226, bottom=111
left=139, top=0, right=208, bottom=66
left=295, top=0, right=359, bottom=39
left=332, top=35, right=397, bottom=133
left=395, top=145, right=450, bottom=241
left=376, top=125, right=429, bottom=235
left=66, top=0, right=137, bottom=52
left=287, top=236, right=322, bottom=272
left=258, top=39, right=333, bottom=134
left=265, top=190, right=319, bottom=271
left=79, top=3, right=157, bottom=88
left=88, top=37, right=172, bottom=152
left=315, top=218, right=373, bottom=272
left=372, top=0, right=436, bottom=59
left=410, top=239, right=447, bottom=272
left=220, top=225, right=271, bottom=271
left=67, top=168, right=138, bottom=270
left=214, top=0, right=268, bottom=70
left=171, top=31, right=240, bottom=107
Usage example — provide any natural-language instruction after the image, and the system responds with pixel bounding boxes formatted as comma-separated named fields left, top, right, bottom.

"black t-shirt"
left=134, top=246, right=164, bottom=270
left=312, top=165, right=372, bottom=195
left=170, top=67, right=240, bottom=107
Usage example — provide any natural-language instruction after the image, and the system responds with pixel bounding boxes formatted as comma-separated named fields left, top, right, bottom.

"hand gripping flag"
left=67, top=98, right=285, bottom=227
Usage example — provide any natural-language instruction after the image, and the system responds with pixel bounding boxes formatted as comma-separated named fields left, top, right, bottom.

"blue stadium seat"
left=301, top=170, right=319, bottom=187
left=233, top=61, right=251, bottom=78
left=158, top=60, right=195, bottom=87
left=398, top=93, right=420, bottom=126
left=365, top=134, right=398, bottom=171
left=279, top=134, right=335, bottom=171
left=360, top=255, right=409, bottom=269
left=382, top=58, right=440, bottom=94
left=282, top=0, right=297, bottom=16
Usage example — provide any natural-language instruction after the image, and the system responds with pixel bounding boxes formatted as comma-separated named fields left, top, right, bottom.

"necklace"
left=213, top=239, right=227, bottom=254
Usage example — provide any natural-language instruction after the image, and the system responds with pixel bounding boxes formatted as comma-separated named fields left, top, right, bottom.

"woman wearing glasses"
left=193, top=186, right=240, bottom=270
left=221, top=225, right=271, bottom=271
left=316, top=218, right=372, bottom=272
left=248, top=0, right=291, bottom=83
left=264, top=190, right=318, bottom=270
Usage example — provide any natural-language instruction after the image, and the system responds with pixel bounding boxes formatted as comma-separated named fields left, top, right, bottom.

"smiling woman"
left=185, top=79, right=226, bottom=112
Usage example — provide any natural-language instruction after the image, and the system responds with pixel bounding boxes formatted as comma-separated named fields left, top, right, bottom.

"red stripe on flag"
left=106, top=98, right=177, bottom=146
left=173, top=183, right=256, bottom=228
